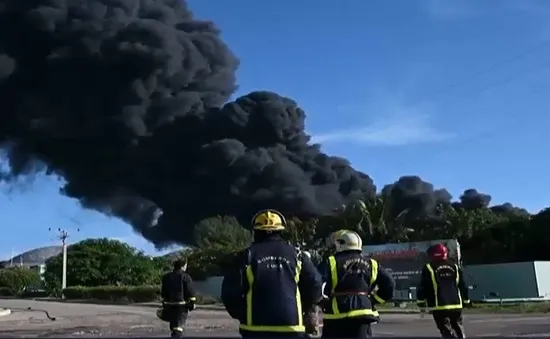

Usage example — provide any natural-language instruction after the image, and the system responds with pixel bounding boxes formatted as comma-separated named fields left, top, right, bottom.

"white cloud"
left=311, top=110, right=453, bottom=147
left=422, top=0, right=475, bottom=20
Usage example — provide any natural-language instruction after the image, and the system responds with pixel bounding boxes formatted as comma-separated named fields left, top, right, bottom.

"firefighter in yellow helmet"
left=319, top=230, right=395, bottom=339
left=221, top=209, right=323, bottom=338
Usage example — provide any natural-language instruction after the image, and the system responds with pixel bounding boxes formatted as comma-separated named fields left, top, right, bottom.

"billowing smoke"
left=455, top=189, right=528, bottom=216
left=0, top=0, right=375, bottom=246
left=381, top=176, right=452, bottom=219
left=459, top=189, right=491, bottom=210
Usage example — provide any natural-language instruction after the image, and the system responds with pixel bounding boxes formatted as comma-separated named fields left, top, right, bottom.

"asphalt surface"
left=0, top=299, right=550, bottom=337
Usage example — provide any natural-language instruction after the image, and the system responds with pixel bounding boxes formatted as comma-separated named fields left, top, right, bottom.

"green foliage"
left=151, top=256, right=172, bottom=273
left=284, top=217, right=319, bottom=248
left=185, top=245, right=242, bottom=280
left=0, top=267, right=42, bottom=296
left=267, top=197, right=550, bottom=265
left=194, top=216, right=252, bottom=249
left=63, top=285, right=159, bottom=302
left=32, top=199, right=550, bottom=296
left=184, top=216, right=252, bottom=280
left=44, top=238, right=160, bottom=294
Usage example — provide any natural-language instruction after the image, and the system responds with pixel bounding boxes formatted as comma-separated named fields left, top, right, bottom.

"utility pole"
left=49, top=228, right=78, bottom=298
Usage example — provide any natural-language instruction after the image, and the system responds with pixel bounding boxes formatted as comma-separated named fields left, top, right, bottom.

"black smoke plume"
left=381, top=176, right=452, bottom=219
left=0, top=0, right=376, bottom=246
left=458, top=189, right=491, bottom=210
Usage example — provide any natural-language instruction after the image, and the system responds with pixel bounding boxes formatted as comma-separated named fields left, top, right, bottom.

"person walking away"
left=221, top=209, right=323, bottom=338
left=161, top=259, right=197, bottom=337
left=319, top=230, right=395, bottom=339
left=417, top=243, right=470, bottom=338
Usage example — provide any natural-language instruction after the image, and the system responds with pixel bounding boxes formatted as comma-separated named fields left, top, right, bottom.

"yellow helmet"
left=331, top=229, right=362, bottom=253
left=251, top=209, right=286, bottom=231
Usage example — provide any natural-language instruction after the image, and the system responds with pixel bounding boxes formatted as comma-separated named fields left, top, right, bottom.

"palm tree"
left=349, top=196, right=411, bottom=243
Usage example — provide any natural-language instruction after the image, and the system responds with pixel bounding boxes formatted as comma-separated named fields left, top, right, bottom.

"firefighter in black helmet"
left=221, top=209, right=323, bottom=338
left=159, top=258, right=196, bottom=337
left=319, top=230, right=395, bottom=339
left=417, top=243, right=470, bottom=338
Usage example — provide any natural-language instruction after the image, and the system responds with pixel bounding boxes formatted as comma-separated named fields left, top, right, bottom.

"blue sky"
left=1, top=0, right=550, bottom=259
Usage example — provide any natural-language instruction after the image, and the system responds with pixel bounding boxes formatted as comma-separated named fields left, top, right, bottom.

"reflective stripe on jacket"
left=239, top=260, right=304, bottom=332
left=238, top=240, right=307, bottom=332
left=417, top=262, right=469, bottom=311
left=323, top=252, right=379, bottom=320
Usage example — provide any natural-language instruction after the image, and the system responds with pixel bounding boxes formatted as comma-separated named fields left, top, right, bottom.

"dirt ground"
left=1, top=299, right=550, bottom=337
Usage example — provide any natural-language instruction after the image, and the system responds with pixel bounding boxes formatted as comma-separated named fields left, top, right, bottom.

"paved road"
left=1, top=299, right=550, bottom=337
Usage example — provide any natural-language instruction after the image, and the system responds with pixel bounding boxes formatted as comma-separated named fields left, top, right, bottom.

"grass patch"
left=466, top=302, right=550, bottom=313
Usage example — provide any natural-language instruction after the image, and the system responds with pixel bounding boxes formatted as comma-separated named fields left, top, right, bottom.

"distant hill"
left=0, top=246, right=62, bottom=266
left=0, top=244, right=185, bottom=268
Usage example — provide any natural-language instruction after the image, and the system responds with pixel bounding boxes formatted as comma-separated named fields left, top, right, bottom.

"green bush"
left=45, top=238, right=162, bottom=291
left=62, top=285, right=221, bottom=304
left=63, top=285, right=160, bottom=303
left=0, top=267, right=42, bottom=296
left=0, top=287, right=14, bottom=296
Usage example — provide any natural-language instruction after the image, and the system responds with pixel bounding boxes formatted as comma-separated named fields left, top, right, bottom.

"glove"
left=187, top=302, right=196, bottom=311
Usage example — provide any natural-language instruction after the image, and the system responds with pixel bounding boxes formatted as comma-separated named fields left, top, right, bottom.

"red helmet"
left=428, top=243, right=448, bottom=261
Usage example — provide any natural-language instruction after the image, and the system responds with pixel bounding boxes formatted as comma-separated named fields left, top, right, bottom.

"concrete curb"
left=0, top=308, right=11, bottom=317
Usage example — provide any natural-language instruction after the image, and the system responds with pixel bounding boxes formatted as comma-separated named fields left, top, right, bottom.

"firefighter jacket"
left=417, top=261, right=470, bottom=310
left=320, top=250, right=395, bottom=321
left=221, top=235, right=323, bottom=333
left=161, top=269, right=197, bottom=306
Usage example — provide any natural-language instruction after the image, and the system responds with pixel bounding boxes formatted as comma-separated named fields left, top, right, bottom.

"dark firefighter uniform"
left=320, top=230, right=395, bottom=339
left=221, top=209, right=323, bottom=338
left=160, top=259, right=197, bottom=337
left=417, top=243, right=470, bottom=338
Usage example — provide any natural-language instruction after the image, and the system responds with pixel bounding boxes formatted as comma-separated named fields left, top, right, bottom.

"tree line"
left=31, top=187, right=548, bottom=291
left=180, top=178, right=549, bottom=270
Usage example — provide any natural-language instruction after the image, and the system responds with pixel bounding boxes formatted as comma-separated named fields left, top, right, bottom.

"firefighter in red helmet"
left=417, top=243, right=470, bottom=338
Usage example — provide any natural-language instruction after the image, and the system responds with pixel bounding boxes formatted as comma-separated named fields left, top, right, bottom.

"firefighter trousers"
left=164, top=305, right=189, bottom=337
left=432, top=309, right=465, bottom=338
left=322, top=318, right=373, bottom=339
